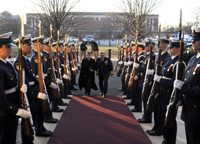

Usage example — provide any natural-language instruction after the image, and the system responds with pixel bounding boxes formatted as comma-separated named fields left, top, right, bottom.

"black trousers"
left=162, top=121, right=177, bottom=144
left=134, top=82, right=142, bottom=111
left=99, top=74, right=109, bottom=94
left=44, top=87, right=54, bottom=121
left=152, top=97, right=162, bottom=131
left=185, top=123, right=200, bottom=144
left=0, top=117, right=18, bottom=144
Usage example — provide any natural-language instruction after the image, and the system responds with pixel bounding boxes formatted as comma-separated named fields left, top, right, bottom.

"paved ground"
left=31, top=65, right=187, bottom=144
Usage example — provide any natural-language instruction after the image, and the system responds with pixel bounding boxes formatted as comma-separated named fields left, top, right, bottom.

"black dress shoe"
left=36, top=131, right=52, bottom=137
left=86, top=94, right=91, bottom=97
left=100, top=92, right=103, bottom=96
left=120, top=93, right=127, bottom=96
left=138, top=118, right=152, bottom=123
left=137, top=118, right=142, bottom=122
left=53, top=108, right=64, bottom=112
left=146, top=129, right=154, bottom=134
left=74, top=82, right=78, bottom=85
left=72, top=86, right=78, bottom=90
left=45, top=118, right=58, bottom=123
left=62, top=95, right=71, bottom=99
left=58, top=102, right=68, bottom=106
left=118, top=88, right=124, bottom=91
left=46, top=130, right=53, bottom=135
left=149, top=130, right=163, bottom=136
left=68, top=92, right=75, bottom=95
left=126, top=102, right=134, bottom=105
left=131, top=109, right=141, bottom=112
left=123, top=96, right=130, bottom=99
left=103, top=93, right=106, bottom=98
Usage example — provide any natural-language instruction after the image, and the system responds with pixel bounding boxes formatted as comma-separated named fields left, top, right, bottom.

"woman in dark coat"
left=79, top=52, right=98, bottom=96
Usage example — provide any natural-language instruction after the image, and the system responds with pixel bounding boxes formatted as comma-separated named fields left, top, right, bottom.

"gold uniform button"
left=194, top=106, right=197, bottom=108
left=10, top=106, right=12, bottom=109
left=187, top=71, right=189, bottom=73
left=11, top=78, right=13, bottom=80
left=185, top=78, right=186, bottom=81
left=32, top=92, right=34, bottom=94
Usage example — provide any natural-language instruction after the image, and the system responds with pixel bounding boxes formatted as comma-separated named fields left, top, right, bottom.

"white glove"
left=72, top=68, right=76, bottom=71
left=16, top=108, right=32, bottom=118
left=118, top=61, right=123, bottom=65
left=75, top=66, right=78, bottom=70
left=63, top=74, right=70, bottom=79
left=124, top=62, right=128, bottom=66
left=37, top=92, right=48, bottom=100
left=36, top=75, right=44, bottom=81
left=174, top=80, right=185, bottom=90
left=147, top=69, right=154, bottom=75
left=154, top=74, right=161, bottom=82
left=133, top=62, right=139, bottom=68
left=129, top=61, right=133, bottom=65
left=56, top=78, right=63, bottom=84
left=116, top=58, right=119, bottom=61
left=50, top=82, right=58, bottom=89
left=134, top=76, right=138, bottom=80
left=67, top=70, right=71, bottom=75
left=20, top=84, right=27, bottom=93
left=167, top=103, right=173, bottom=110
left=77, top=63, right=80, bottom=67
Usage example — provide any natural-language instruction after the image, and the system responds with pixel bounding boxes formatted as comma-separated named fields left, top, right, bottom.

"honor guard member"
left=173, top=26, right=200, bottom=144
left=31, top=36, right=54, bottom=137
left=91, top=40, right=99, bottom=60
left=125, top=42, right=136, bottom=101
left=43, top=38, right=64, bottom=119
left=80, top=40, right=87, bottom=60
left=152, top=38, right=185, bottom=143
left=127, top=43, right=145, bottom=108
left=52, top=42, right=69, bottom=105
left=133, top=40, right=156, bottom=124
left=96, top=51, right=113, bottom=97
left=120, top=47, right=127, bottom=96
left=118, top=45, right=125, bottom=92
left=14, top=34, right=36, bottom=143
left=0, top=32, right=31, bottom=143
left=58, top=40, right=71, bottom=98
left=146, top=38, right=170, bottom=134
left=71, top=43, right=79, bottom=89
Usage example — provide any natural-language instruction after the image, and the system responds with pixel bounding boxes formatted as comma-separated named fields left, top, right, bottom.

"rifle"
left=121, top=34, right=128, bottom=80
left=37, top=20, right=51, bottom=112
left=125, top=34, right=133, bottom=85
left=141, top=26, right=153, bottom=99
left=74, top=39, right=78, bottom=74
left=55, top=30, right=64, bottom=92
left=116, top=42, right=123, bottom=77
left=165, top=9, right=184, bottom=127
left=114, top=40, right=120, bottom=72
left=64, top=34, right=71, bottom=86
left=49, top=24, right=61, bottom=99
left=127, top=39, right=138, bottom=90
left=18, top=15, right=34, bottom=135
left=146, top=24, right=162, bottom=112
left=76, top=38, right=81, bottom=70
left=70, top=39, right=76, bottom=77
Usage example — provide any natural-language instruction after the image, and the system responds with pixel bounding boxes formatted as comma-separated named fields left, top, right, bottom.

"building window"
left=99, top=17, right=101, bottom=21
left=94, top=17, right=96, bottom=21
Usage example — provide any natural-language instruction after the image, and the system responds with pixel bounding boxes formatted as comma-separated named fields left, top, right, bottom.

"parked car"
left=83, top=35, right=95, bottom=44
left=69, top=37, right=77, bottom=42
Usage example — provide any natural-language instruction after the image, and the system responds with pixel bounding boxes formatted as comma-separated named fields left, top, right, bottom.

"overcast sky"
left=0, top=0, right=197, bottom=27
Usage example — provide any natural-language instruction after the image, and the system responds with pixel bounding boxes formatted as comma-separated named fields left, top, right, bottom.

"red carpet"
left=48, top=95, right=152, bottom=144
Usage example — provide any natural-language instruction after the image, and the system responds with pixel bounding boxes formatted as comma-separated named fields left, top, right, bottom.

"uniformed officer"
left=14, top=34, right=36, bottom=143
left=0, top=32, right=31, bottom=143
left=91, top=40, right=99, bottom=60
left=70, top=43, right=78, bottom=89
left=173, top=26, right=200, bottom=144
left=118, top=45, right=125, bottom=92
left=150, top=38, right=183, bottom=140
left=96, top=51, right=113, bottom=97
left=43, top=38, right=64, bottom=114
left=52, top=42, right=69, bottom=106
left=30, top=36, right=54, bottom=137
left=146, top=38, right=170, bottom=134
left=133, top=40, right=156, bottom=124
left=127, top=43, right=145, bottom=108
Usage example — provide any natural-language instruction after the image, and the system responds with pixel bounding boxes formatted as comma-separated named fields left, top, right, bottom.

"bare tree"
left=30, top=0, right=82, bottom=40
left=113, top=0, right=163, bottom=40
left=101, top=21, right=115, bottom=46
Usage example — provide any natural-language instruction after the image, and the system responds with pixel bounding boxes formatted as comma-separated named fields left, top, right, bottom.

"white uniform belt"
left=43, top=73, right=47, bottom=77
left=5, top=86, right=18, bottom=94
left=162, top=76, right=171, bottom=80
left=29, top=81, right=35, bottom=85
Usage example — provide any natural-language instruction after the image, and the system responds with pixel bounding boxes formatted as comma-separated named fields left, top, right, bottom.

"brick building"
left=26, top=12, right=159, bottom=39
